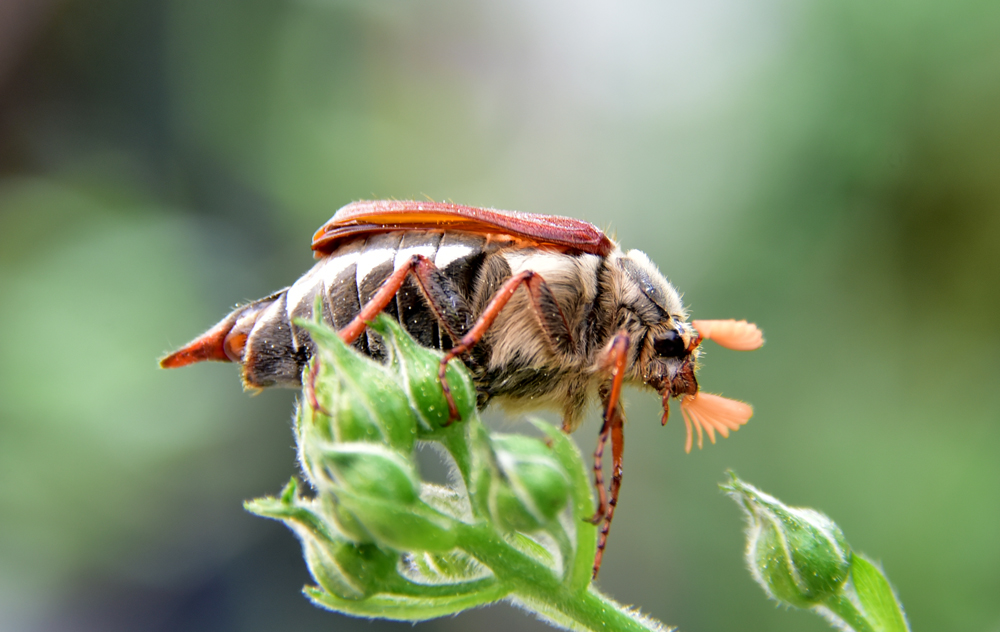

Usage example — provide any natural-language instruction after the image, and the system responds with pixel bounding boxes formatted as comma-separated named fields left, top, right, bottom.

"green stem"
left=442, top=419, right=496, bottom=519
left=547, top=520, right=575, bottom=584
left=457, top=523, right=661, bottom=632
left=442, top=428, right=473, bottom=489
left=822, top=592, right=878, bottom=632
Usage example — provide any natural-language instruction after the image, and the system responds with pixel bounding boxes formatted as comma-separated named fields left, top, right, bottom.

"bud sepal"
left=489, top=434, right=571, bottom=533
left=368, top=315, right=477, bottom=435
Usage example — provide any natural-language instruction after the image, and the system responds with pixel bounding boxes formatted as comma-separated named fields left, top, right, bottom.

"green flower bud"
left=309, top=539, right=400, bottom=600
left=296, top=316, right=418, bottom=452
left=245, top=479, right=399, bottom=600
left=310, top=443, right=459, bottom=551
left=295, top=388, right=384, bottom=482
left=489, top=434, right=571, bottom=532
left=300, top=535, right=399, bottom=600
left=368, top=315, right=477, bottom=433
left=320, top=494, right=374, bottom=544
left=723, top=473, right=851, bottom=608
left=318, top=443, right=420, bottom=505
left=335, top=490, right=459, bottom=552
left=320, top=375, right=385, bottom=443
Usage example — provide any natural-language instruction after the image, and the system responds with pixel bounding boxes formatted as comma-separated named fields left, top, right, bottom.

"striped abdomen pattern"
left=241, top=231, right=495, bottom=388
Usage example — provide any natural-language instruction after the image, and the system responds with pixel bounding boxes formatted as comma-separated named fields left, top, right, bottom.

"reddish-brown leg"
left=590, top=331, right=630, bottom=579
left=339, top=257, right=572, bottom=424
left=598, top=399, right=625, bottom=577
left=339, top=254, right=467, bottom=345
left=588, top=408, right=612, bottom=524
left=438, top=269, right=574, bottom=421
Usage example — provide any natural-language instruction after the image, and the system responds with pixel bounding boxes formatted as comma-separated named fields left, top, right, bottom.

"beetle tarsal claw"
left=587, top=505, right=609, bottom=525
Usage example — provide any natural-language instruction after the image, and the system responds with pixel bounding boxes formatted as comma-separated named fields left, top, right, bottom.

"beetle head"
left=613, top=249, right=763, bottom=448
left=639, top=320, right=702, bottom=401
left=613, top=250, right=700, bottom=398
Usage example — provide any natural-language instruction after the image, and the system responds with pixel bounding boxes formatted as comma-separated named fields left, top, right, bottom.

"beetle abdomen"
left=240, top=231, right=493, bottom=388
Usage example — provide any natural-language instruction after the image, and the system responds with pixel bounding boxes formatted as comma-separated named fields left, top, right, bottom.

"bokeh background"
left=1, top=1, right=998, bottom=631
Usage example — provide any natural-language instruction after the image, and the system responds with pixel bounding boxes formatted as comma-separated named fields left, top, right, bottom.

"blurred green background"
left=1, top=1, right=997, bottom=630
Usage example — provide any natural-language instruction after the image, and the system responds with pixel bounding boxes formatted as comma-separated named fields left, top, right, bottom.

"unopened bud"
left=368, top=315, right=477, bottom=432
left=723, top=473, right=851, bottom=608
left=489, top=434, right=571, bottom=532
left=245, top=479, right=399, bottom=600
left=297, top=316, right=418, bottom=452
left=318, top=443, right=420, bottom=505
left=301, top=536, right=400, bottom=600
left=313, top=443, right=459, bottom=552
left=334, top=490, right=460, bottom=552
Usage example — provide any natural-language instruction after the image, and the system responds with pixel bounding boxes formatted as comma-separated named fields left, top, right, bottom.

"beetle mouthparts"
left=660, top=388, right=672, bottom=426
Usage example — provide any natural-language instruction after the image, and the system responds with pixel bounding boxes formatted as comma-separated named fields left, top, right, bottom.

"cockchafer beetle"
left=161, top=200, right=763, bottom=577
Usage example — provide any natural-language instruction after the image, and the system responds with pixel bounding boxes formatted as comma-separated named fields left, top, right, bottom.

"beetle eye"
left=653, top=330, right=686, bottom=358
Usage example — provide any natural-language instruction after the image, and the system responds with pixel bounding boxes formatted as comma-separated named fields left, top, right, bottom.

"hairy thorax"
left=474, top=248, right=608, bottom=428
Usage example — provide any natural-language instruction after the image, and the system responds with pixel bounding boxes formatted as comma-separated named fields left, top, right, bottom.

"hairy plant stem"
left=456, top=523, right=659, bottom=632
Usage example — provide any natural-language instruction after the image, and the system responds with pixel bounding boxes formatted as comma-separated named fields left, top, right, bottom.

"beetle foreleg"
left=588, top=406, right=612, bottom=526
left=600, top=396, right=625, bottom=579
left=588, top=331, right=629, bottom=579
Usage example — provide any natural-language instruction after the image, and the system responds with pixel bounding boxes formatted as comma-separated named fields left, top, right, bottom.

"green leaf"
left=245, top=488, right=399, bottom=600
left=245, top=493, right=336, bottom=544
left=304, top=580, right=510, bottom=621
left=852, top=555, right=910, bottom=632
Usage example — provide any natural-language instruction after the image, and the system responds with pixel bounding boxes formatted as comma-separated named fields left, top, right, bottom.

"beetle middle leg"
left=438, top=269, right=576, bottom=421
left=589, top=331, right=629, bottom=579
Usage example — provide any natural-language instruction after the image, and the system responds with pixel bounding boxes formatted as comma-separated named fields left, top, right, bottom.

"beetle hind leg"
left=338, top=254, right=472, bottom=347
left=336, top=253, right=477, bottom=426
